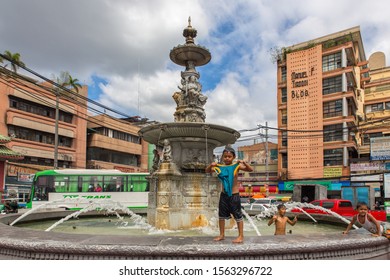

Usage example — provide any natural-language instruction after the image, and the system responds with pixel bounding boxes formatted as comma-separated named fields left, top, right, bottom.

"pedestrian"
left=343, top=202, right=383, bottom=237
left=205, top=145, right=253, bottom=243
left=95, top=184, right=102, bottom=192
left=268, top=204, right=297, bottom=235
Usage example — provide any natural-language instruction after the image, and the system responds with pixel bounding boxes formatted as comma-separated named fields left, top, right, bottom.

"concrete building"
left=0, top=68, right=150, bottom=203
left=86, top=114, right=149, bottom=172
left=276, top=26, right=369, bottom=202
left=237, top=142, right=279, bottom=197
left=0, top=70, right=88, bottom=194
left=350, top=51, right=390, bottom=207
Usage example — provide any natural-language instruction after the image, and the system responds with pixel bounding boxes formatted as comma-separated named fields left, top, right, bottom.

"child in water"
left=205, top=146, right=253, bottom=243
left=268, top=204, right=297, bottom=235
left=343, top=202, right=383, bottom=237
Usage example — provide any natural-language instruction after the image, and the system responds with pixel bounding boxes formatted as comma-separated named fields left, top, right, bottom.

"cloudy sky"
left=1, top=0, right=390, bottom=146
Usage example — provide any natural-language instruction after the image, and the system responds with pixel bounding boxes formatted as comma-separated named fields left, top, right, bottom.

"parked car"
left=291, top=199, right=387, bottom=221
left=251, top=198, right=277, bottom=208
left=243, top=200, right=268, bottom=213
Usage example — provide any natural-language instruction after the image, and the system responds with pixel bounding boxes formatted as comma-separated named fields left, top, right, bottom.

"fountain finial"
left=183, top=16, right=197, bottom=44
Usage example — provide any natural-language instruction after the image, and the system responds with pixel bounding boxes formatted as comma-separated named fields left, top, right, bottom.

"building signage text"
left=290, top=67, right=314, bottom=101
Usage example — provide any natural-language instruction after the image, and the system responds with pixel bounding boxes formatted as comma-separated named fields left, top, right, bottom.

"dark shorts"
left=218, top=192, right=243, bottom=222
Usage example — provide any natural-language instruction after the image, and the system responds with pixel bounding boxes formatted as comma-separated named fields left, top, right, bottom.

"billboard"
left=370, top=136, right=390, bottom=160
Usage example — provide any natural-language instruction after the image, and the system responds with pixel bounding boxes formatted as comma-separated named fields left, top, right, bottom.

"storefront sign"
left=17, top=173, right=34, bottom=182
left=350, top=162, right=385, bottom=171
left=351, top=174, right=382, bottom=182
left=323, top=167, right=342, bottom=178
left=370, top=136, right=390, bottom=160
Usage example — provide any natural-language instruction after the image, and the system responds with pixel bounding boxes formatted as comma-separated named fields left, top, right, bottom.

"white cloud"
left=2, top=0, right=390, bottom=147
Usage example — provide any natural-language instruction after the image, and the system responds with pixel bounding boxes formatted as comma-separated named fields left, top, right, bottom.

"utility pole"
left=54, top=88, right=59, bottom=169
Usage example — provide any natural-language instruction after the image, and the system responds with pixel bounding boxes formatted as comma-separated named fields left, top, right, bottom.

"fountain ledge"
left=0, top=212, right=389, bottom=260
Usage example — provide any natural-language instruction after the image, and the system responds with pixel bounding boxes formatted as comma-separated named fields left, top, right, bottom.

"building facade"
left=237, top=142, right=279, bottom=197
left=276, top=26, right=369, bottom=202
left=0, top=69, right=150, bottom=203
left=350, top=51, right=390, bottom=207
left=86, top=114, right=149, bottom=172
left=0, top=70, right=88, bottom=195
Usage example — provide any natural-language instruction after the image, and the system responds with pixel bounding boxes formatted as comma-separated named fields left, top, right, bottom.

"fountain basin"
left=1, top=211, right=389, bottom=260
left=139, top=122, right=240, bottom=147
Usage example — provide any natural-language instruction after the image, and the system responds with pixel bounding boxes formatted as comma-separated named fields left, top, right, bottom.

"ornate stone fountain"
left=139, top=18, right=240, bottom=230
left=0, top=19, right=389, bottom=260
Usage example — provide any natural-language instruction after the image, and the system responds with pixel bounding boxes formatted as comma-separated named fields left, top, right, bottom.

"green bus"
left=28, top=169, right=149, bottom=210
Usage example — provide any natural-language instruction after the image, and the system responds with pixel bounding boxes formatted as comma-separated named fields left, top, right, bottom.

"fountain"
left=0, top=19, right=389, bottom=260
left=139, top=17, right=239, bottom=230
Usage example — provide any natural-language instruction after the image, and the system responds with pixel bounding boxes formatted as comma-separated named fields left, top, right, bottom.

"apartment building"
left=0, top=69, right=150, bottom=202
left=237, top=142, right=279, bottom=197
left=0, top=69, right=88, bottom=197
left=276, top=26, right=369, bottom=201
left=350, top=51, right=390, bottom=206
left=86, top=114, right=149, bottom=172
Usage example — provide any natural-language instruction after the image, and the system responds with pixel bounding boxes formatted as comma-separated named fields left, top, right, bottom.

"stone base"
left=147, top=173, right=220, bottom=230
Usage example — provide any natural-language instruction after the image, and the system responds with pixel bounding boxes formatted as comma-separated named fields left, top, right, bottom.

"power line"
left=0, top=54, right=136, bottom=118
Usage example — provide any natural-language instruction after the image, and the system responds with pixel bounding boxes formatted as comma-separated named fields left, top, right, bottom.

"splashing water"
left=241, top=208, right=261, bottom=236
left=44, top=199, right=152, bottom=232
left=290, top=206, right=318, bottom=223
left=10, top=199, right=69, bottom=226
left=285, top=202, right=358, bottom=229
left=10, top=197, right=151, bottom=231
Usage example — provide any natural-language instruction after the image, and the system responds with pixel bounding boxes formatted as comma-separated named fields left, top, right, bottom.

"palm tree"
left=3, top=50, right=25, bottom=73
left=65, top=74, right=82, bottom=93
left=52, top=71, right=83, bottom=169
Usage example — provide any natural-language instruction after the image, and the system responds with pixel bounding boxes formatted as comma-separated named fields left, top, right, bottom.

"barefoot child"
left=205, top=146, right=253, bottom=243
left=343, top=202, right=383, bottom=237
left=268, top=204, right=297, bottom=235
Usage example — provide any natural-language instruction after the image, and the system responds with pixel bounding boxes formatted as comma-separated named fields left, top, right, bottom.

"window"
left=9, top=96, right=72, bottom=123
left=282, top=131, right=287, bottom=147
left=281, top=109, right=287, bottom=124
left=282, top=154, right=287, bottom=169
left=339, top=201, right=352, bottom=208
left=323, top=75, right=342, bottom=95
left=324, top=149, right=343, bottom=166
left=8, top=125, right=72, bottom=147
left=281, top=67, right=287, bottom=82
left=322, top=52, right=341, bottom=72
left=323, top=100, right=343, bottom=118
left=365, top=103, right=384, bottom=113
left=281, top=87, right=287, bottom=103
left=363, top=132, right=383, bottom=145
left=323, top=124, right=343, bottom=142
left=322, top=201, right=335, bottom=209
left=94, top=127, right=141, bottom=144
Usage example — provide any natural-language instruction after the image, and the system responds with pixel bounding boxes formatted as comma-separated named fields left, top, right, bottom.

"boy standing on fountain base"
left=205, top=146, right=253, bottom=243
left=268, top=204, right=297, bottom=235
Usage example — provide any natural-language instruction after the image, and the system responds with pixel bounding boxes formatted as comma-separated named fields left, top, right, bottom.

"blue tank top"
left=214, top=163, right=240, bottom=197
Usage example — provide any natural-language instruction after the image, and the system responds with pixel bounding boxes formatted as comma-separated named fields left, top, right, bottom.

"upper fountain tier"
left=169, top=17, right=211, bottom=67
left=169, top=17, right=211, bottom=123
left=139, top=18, right=240, bottom=172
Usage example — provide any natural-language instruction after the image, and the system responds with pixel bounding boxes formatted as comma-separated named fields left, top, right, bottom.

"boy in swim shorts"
left=205, top=146, right=253, bottom=243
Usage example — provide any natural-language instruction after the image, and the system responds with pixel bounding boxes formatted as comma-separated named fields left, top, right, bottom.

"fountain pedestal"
left=147, top=173, right=220, bottom=229
left=141, top=123, right=239, bottom=229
